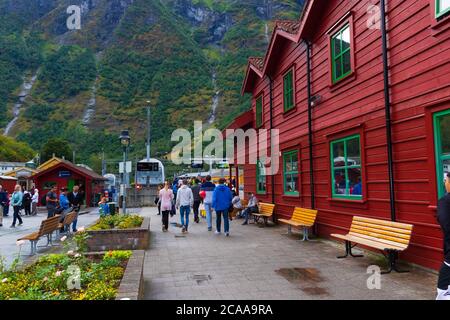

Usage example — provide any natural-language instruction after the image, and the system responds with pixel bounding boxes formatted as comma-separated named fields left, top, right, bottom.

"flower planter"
left=86, top=217, right=150, bottom=252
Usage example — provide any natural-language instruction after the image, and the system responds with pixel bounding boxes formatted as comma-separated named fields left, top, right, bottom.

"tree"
left=40, top=138, right=73, bottom=163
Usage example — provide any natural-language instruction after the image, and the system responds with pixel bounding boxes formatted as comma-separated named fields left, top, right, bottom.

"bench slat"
left=352, top=220, right=412, bottom=236
left=354, top=216, right=413, bottom=231
left=331, top=233, right=407, bottom=251
left=348, top=231, right=409, bottom=249
left=349, top=228, right=410, bottom=245
left=350, top=224, right=411, bottom=241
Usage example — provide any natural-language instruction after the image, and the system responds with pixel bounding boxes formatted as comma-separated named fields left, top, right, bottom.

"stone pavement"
left=0, top=208, right=101, bottom=266
left=140, top=207, right=438, bottom=300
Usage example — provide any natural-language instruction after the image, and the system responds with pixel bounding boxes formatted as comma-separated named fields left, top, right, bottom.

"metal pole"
left=123, top=147, right=127, bottom=215
left=147, top=105, right=151, bottom=161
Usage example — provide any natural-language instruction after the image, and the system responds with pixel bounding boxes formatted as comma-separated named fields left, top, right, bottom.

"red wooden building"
left=228, top=0, right=450, bottom=270
left=31, top=157, right=106, bottom=207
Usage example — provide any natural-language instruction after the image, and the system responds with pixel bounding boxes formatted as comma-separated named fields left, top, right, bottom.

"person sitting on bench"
left=242, top=192, right=259, bottom=225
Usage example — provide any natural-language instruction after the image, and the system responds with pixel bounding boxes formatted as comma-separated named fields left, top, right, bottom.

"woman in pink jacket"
left=158, top=181, right=174, bottom=232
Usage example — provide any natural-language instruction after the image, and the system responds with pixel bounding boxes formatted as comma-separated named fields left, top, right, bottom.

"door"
left=434, top=109, right=450, bottom=198
left=67, top=179, right=75, bottom=192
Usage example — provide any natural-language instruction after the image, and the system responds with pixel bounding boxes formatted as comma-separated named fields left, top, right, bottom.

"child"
left=98, top=197, right=110, bottom=217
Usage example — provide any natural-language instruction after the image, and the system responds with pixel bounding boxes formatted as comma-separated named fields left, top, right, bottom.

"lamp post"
left=120, top=130, right=131, bottom=215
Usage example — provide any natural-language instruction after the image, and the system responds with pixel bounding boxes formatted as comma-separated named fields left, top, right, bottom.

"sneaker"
left=182, top=227, right=186, bottom=233
left=18, top=222, right=23, bottom=226
left=242, top=222, right=248, bottom=225
left=215, top=231, right=221, bottom=235
left=10, top=225, right=15, bottom=228
left=208, top=227, right=212, bottom=232
left=162, top=226, right=165, bottom=232
left=0, top=224, right=2, bottom=227
left=225, top=232, right=230, bottom=237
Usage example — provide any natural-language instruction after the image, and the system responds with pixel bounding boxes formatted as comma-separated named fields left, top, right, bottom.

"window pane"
left=285, top=174, right=298, bottom=193
left=332, top=35, right=341, bottom=56
left=342, top=50, right=351, bottom=75
left=440, top=113, right=450, bottom=155
left=347, top=137, right=361, bottom=166
left=333, top=169, right=347, bottom=195
left=291, top=154, right=298, bottom=171
left=334, top=57, right=342, bottom=80
left=440, top=0, right=450, bottom=12
left=341, top=26, right=351, bottom=51
left=285, top=158, right=293, bottom=172
left=443, top=159, right=450, bottom=181
left=333, top=141, right=345, bottom=167
left=349, top=168, right=362, bottom=196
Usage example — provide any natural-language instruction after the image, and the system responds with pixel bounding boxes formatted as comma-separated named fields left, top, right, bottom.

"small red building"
left=31, top=157, right=106, bottom=207
left=0, top=176, right=18, bottom=193
left=229, top=0, right=450, bottom=270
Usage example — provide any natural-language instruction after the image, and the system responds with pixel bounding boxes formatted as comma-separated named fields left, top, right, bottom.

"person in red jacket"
left=437, top=172, right=450, bottom=300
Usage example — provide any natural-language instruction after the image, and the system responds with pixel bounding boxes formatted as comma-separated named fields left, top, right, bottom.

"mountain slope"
left=0, top=0, right=303, bottom=169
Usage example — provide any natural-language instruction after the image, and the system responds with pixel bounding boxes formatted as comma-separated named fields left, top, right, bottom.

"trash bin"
left=108, top=202, right=117, bottom=215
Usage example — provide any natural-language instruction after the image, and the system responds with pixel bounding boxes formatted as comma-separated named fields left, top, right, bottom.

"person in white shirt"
left=31, top=189, right=39, bottom=216
left=176, top=179, right=193, bottom=233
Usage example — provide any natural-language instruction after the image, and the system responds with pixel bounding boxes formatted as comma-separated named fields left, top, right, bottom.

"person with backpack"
left=22, top=189, right=31, bottom=216
left=212, top=178, right=233, bottom=236
left=176, top=179, right=193, bottom=234
left=200, top=175, right=216, bottom=232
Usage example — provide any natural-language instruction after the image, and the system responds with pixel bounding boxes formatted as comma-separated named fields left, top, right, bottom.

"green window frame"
left=331, top=24, right=352, bottom=83
left=256, top=159, right=266, bottom=194
left=283, top=150, right=299, bottom=196
left=283, top=69, right=295, bottom=112
left=436, top=0, right=450, bottom=18
left=330, top=134, right=363, bottom=200
left=255, top=95, right=263, bottom=128
left=434, top=109, right=450, bottom=199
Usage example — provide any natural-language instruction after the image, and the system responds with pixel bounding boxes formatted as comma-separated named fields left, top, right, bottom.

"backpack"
left=41, top=195, right=47, bottom=206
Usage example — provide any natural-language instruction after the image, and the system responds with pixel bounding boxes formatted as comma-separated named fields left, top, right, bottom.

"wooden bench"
left=252, top=202, right=275, bottom=225
left=278, top=207, right=318, bottom=241
left=18, top=216, right=60, bottom=255
left=331, top=216, right=414, bottom=274
left=58, top=211, right=78, bottom=234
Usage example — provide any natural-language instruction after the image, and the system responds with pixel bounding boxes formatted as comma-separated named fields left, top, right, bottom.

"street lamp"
left=119, top=130, right=131, bottom=214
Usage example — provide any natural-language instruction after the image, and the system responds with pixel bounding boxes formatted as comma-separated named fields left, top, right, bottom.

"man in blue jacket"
left=212, top=178, right=232, bottom=236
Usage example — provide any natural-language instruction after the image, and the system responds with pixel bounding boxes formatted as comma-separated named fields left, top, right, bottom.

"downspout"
left=380, top=0, right=396, bottom=222
left=267, top=75, right=276, bottom=222
left=306, top=41, right=316, bottom=210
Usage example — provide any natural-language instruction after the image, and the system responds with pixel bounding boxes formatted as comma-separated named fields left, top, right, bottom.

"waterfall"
left=4, top=72, right=38, bottom=136
left=82, top=80, right=97, bottom=126
left=207, top=70, right=220, bottom=125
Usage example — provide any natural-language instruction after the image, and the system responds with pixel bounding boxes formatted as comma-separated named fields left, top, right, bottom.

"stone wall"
left=86, top=217, right=151, bottom=251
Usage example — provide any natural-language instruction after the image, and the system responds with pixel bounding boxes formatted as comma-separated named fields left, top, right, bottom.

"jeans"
left=243, top=206, right=258, bottom=223
left=161, top=210, right=170, bottom=230
left=180, top=205, right=191, bottom=229
left=47, top=206, right=56, bottom=218
left=216, top=210, right=229, bottom=233
left=12, top=206, right=22, bottom=226
left=72, top=219, right=78, bottom=232
left=204, top=203, right=213, bottom=229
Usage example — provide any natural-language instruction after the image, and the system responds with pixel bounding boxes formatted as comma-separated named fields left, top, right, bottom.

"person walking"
left=155, top=185, right=162, bottom=216
left=200, top=175, right=216, bottom=231
left=22, top=190, right=31, bottom=216
left=176, top=179, right=193, bottom=233
left=67, top=185, right=84, bottom=232
left=10, top=185, right=23, bottom=228
left=212, top=178, right=233, bottom=236
left=191, top=179, right=201, bottom=223
left=46, top=185, right=59, bottom=218
left=159, top=181, right=174, bottom=232
left=31, top=188, right=39, bottom=216
left=437, top=172, right=450, bottom=300
left=0, top=185, right=6, bottom=226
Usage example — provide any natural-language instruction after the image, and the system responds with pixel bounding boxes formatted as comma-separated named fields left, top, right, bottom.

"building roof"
left=32, top=157, right=106, bottom=181
left=0, top=162, right=25, bottom=167
left=4, top=167, right=38, bottom=177
left=240, top=0, right=328, bottom=94
left=248, top=57, right=264, bottom=73
left=0, top=175, right=18, bottom=181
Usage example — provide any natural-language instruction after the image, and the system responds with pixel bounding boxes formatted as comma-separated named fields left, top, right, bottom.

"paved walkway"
left=0, top=208, right=100, bottom=266
left=141, top=207, right=437, bottom=300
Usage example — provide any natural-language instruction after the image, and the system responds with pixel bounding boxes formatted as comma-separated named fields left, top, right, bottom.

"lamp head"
left=119, top=130, right=131, bottom=147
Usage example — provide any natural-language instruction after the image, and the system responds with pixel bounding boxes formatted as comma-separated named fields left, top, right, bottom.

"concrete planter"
left=116, top=250, right=145, bottom=300
left=86, top=217, right=150, bottom=251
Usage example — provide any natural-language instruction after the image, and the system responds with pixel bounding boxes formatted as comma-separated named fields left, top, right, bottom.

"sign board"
left=119, top=161, right=132, bottom=174
left=59, top=170, right=71, bottom=178
left=137, top=162, right=159, bottom=172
